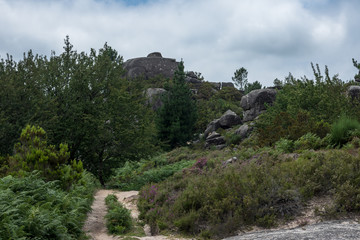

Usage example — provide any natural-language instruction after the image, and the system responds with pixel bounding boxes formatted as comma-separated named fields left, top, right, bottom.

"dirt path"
left=83, top=189, right=188, bottom=240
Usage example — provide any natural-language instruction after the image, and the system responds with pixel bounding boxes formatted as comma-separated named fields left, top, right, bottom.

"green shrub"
left=275, top=138, right=294, bottom=153
left=107, top=156, right=194, bottom=190
left=331, top=116, right=360, bottom=146
left=294, top=133, right=322, bottom=150
left=3, top=125, right=83, bottom=189
left=0, top=171, right=98, bottom=240
left=105, top=194, right=132, bottom=235
left=138, top=147, right=360, bottom=238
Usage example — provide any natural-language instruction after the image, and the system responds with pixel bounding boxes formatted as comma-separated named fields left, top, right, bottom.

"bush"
left=275, top=138, right=294, bottom=153
left=2, top=125, right=83, bottom=190
left=0, top=171, right=98, bottom=240
left=107, top=155, right=194, bottom=190
left=138, top=147, right=360, bottom=238
left=294, top=133, right=322, bottom=151
left=105, top=194, right=132, bottom=235
left=331, top=116, right=360, bottom=146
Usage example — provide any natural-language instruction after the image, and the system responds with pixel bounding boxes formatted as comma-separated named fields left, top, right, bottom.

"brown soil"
left=83, top=189, right=189, bottom=240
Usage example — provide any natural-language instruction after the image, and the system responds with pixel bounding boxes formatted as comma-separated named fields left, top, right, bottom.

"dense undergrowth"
left=0, top=126, right=99, bottom=239
left=0, top=171, right=98, bottom=239
left=137, top=145, right=360, bottom=239
left=107, top=151, right=197, bottom=190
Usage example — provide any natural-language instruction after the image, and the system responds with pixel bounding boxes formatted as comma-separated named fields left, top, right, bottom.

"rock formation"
left=145, top=88, right=166, bottom=110
left=123, top=52, right=179, bottom=80
left=240, top=88, right=277, bottom=122
left=348, top=85, right=360, bottom=100
left=204, top=110, right=242, bottom=138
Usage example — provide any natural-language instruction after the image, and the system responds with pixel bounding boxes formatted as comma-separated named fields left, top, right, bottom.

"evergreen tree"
left=157, top=61, right=197, bottom=149
left=232, top=67, right=248, bottom=91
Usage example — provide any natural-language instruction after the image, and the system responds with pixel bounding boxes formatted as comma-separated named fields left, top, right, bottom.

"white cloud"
left=0, top=0, right=359, bottom=86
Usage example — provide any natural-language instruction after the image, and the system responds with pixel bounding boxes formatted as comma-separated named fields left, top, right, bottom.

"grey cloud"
left=0, top=0, right=359, bottom=86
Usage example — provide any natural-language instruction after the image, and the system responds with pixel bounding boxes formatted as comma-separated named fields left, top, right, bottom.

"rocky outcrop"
left=235, top=123, right=253, bottom=140
left=348, top=85, right=360, bottom=100
left=204, top=110, right=242, bottom=138
left=240, top=88, right=277, bottom=122
left=124, top=52, right=179, bottom=80
left=145, top=88, right=166, bottom=110
left=205, top=131, right=226, bottom=149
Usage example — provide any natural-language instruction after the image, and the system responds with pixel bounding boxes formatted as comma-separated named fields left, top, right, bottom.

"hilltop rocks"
left=145, top=88, right=166, bottom=110
left=124, top=52, right=179, bottom=80
left=204, top=110, right=242, bottom=138
left=241, top=88, right=277, bottom=122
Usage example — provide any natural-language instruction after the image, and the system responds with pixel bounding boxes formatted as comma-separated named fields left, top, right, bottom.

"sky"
left=0, top=0, right=360, bottom=86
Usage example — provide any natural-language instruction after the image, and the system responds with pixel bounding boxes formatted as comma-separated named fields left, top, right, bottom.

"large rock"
left=145, top=88, right=166, bottom=110
left=205, top=131, right=226, bottom=148
left=219, top=110, right=242, bottom=128
left=124, top=52, right=179, bottom=80
left=204, top=110, right=242, bottom=138
left=240, top=88, right=277, bottom=122
left=235, top=124, right=253, bottom=140
left=348, top=85, right=360, bottom=100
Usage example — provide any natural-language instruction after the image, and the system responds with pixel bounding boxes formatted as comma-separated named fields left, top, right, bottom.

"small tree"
left=232, top=67, right=248, bottom=91
left=353, top=58, right=360, bottom=81
left=156, top=61, right=197, bottom=149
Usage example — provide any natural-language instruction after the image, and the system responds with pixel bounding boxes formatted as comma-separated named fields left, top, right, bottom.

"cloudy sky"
left=1, top=0, right=359, bottom=86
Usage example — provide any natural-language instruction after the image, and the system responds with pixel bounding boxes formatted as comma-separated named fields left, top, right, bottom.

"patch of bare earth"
left=83, top=189, right=189, bottom=240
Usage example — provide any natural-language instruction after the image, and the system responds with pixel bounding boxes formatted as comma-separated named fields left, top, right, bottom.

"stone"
left=204, top=119, right=221, bottom=138
left=235, top=124, right=253, bottom=140
left=219, top=110, right=242, bottom=128
left=240, top=88, right=277, bottom=122
left=348, top=85, right=360, bottom=100
left=224, top=220, right=360, bottom=240
left=203, top=110, right=241, bottom=138
left=223, top=157, right=238, bottom=166
left=205, top=131, right=226, bottom=148
left=124, top=53, right=179, bottom=80
left=145, top=88, right=166, bottom=110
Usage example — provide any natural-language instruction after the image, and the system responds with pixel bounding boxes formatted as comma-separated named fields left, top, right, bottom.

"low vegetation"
left=0, top=126, right=99, bottom=239
left=104, top=194, right=133, bottom=235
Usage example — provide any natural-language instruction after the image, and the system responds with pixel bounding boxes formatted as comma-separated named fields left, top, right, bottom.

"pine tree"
left=157, top=61, right=197, bottom=149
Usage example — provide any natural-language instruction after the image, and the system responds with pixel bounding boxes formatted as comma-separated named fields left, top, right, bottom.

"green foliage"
left=107, top=154, right=195, bottom=190
left=105, top=194, right=132, bottom=235
left=2, top=125, right=83, bottom=190
left=244, top=80, right=262, bottom=94
left=294, top=133, right=323, bottom=151
left=275, top=138, right=294, bottom=153
left=232, top=67, right=248, bottom=91
left=353, top=58, right=360, bottom=81
left=0, top=37, right=157, bottom=184
left=0, top=171, right=98, bottom=240
left=156, top=61, right=197, bottom=149
left=330, top=116, right=360, bottom=146
left=195, top=86, right=242, bottom=133
left=256, top=68, right=348, bottom=146
left=138, top=147, right=360, bottom=238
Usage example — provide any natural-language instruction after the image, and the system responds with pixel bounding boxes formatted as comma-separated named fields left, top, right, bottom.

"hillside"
left=1, top=41, right=360, bottom=239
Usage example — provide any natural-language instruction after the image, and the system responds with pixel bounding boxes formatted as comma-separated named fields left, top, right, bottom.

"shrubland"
left=0, top=126, right=99, bottom=239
